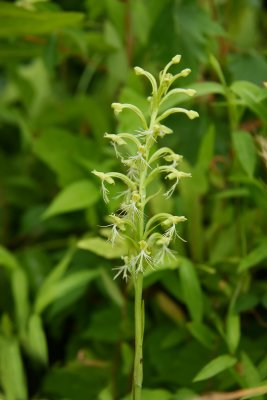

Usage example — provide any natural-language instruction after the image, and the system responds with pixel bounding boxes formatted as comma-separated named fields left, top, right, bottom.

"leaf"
left=40, top=245, right=76, bottom=290
left=228, top=52, right=267, bottom=86
left=122, top=389, right=172, bottom=400
left=0, top=246, right=20, bottom=270
left=173, top=388, right=196, bottom=400
left=193, top=354, right=237, bottom=382
left=240, top=351, right=262, bottom=390
left=238, top=240, right=267, bottom=272
left=0, top=335, right=28, bottom=400
left=187, top=321, right=216, bottom=349
left=159, top=82, right=225, bottom=112
left=209, top=54, right=226, bottom=85
left=179, top=259, right=203, bottom=323
left=100, top=268, right=124, bottom=307
left=231, top=81, right=267, bottom=121
left=27, top=314, right=48, bottom=365
left=78, top=237, right=126, bottom=259
left=233, top=131, right=257, bottom=177
left=193, top=81, right=225, bottom=96
left=0, top=2, right=84, bottom=37
left=11, top=268, right=30, bottom=336
left=197, top=125, right=215, bottom=171
left=98, top=386, right=113, bottom=400
left=43, top=180, right=99, bottom=218
left=226, top=313, right=240, bottom=354
left=214, top=188, right=249, bottom=199
left=18, top=58, right=50, bottom=118
left=42, top=365, right=108, bottom=400
left=121, top=342, right=134, bottom=375
left=33, top=128, right=91, bottom=186
left=34, top=270, right=99, bottom=313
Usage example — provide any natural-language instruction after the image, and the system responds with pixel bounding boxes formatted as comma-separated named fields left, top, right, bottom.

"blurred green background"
left=0, top=0, right=267, bottom=399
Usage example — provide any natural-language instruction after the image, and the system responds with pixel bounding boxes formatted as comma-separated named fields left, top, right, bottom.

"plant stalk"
left=132, top=271, right=144, bottom=400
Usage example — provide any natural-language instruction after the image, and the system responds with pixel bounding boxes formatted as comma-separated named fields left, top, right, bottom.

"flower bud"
left=187, top=89, right=196, bottom=96
left=104, top=133, right=126, bottom=145
left=187, top=110, right=199, bottom=119
left=180, top=68, right=191, bottom=77
left=162, top=216, right=187, bottom=228
left=172, top=55, right=182, bottom=64
left=92, top=170, right=115, bottom=184
left=134, top=66, right=145, bottom=75
left=111, top=102, right=123, bottom=116
left=164, top=153, right=183, bottom=163
left=165, top=171, right=191, bottom=181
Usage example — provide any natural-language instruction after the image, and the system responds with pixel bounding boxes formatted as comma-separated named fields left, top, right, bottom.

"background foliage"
left=0, top=0, right=267, bottom=399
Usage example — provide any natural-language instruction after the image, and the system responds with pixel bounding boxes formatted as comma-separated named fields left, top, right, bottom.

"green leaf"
left=100, top=268, right=124, bottom=307
left=122, top=389, right=172, bottom=400
left=18, top=58, right=50, bottom=118
left=34, top=270, right=99, bottom=313
left=226, top=313, right=240, bottom=354
left=233, top=131, right=257, bottom=177
left=159, top=82, right=225, bottom=112
left=238, top=240, right=267, bottom=272
left=173, top=388, right=196, bottom=400
left=0, top=335, right=28, bottom=400
left=121, top=342, right=134, bottom=375
left=0, top=246, right=20, bottom=270
left=240, top=351, right=261, bottom=387
left=0, top=2, right=84, bottom=37
left=11, top=268, right=29, bottom=337
left=193, top=354, right=237, bottom=382
left=214, top=188, right=249, bottom=199
left=197, top=125, right=215, bottom=171
left=231, top=81, right=267, bottom=121
left=40, top=245, right=76, bottom=291
left=179, top=259, right=203, bottom=323
left=258, top=354, right=267, bottom=380
left=193, top=81, right=225, bottom=96
left=27, top=314, right=48, bottom=365
left=43, top=179, right=99, bottom=218
left=33, top=129, right=90, bottom=186
left=209, top=54, right=226, bottom=85
left=78, top=237, right=126, bottom=259
left=42, top=365, right=108, bottom=400
left=187, top=322, right=216, bottom=349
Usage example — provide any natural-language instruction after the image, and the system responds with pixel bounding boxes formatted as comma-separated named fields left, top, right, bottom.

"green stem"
left=132, top=271, right=144, bottom=400
left=132, top=102, right=159, bottom=400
